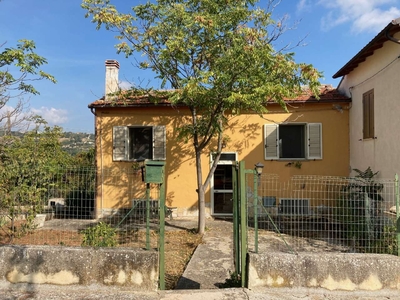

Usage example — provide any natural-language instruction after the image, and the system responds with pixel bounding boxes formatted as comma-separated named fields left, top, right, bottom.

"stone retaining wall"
left=248, top=252, right=400, bottom=291
left=0, top=245, right=158, bottom=291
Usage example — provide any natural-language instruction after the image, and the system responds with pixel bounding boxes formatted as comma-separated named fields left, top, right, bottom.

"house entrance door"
left=211, top=153, right=237, bottom=216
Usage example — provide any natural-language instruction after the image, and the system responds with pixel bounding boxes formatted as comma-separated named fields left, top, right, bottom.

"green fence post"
left=159, top=181, right=166, bottom=290
left=396, top=174, right=400, bottom=257
left=144, top=160, right=166, bottom=289
left=146, top=183, right=151, bottom=250
left=239, top=161, right=247, bottom=287
left=253, top=171, right=258, bottom=254
left=232, top=162, right=240, bottom=275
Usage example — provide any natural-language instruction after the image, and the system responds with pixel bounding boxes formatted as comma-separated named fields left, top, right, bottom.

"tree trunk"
left=198, top=187, right=206, bottom=235
left=195, top=149, right=206, bottom=234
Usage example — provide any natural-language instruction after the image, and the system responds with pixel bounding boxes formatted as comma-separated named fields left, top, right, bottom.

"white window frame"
left=112, top=125, right=166, bottom=161
left=264, top=123, right=322, bottom=160
left=210, top=152, right=237, bottom=216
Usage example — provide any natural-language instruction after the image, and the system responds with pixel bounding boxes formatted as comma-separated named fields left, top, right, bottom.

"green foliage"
left=63, top=149, right=95, bottom=218
left=336, top=167, right=385, bottom=251
left=0, top=39, right=56, bottom=98
left=370, top=225, right=398, bottom=255
left=82, top=0, right=322, bottom=233
left=0, top=121, right=72, bottom=236
left=220, top=271, right=241, bottom=288
left=131, top=161, right=142, bottom=171
left=1, top=30, right=55, bottom=135
left=81, top=222, right=118, bottom=247
left=73, top=148, right=95, bottom=167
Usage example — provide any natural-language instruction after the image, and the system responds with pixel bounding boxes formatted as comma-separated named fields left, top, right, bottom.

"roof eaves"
left=282, top=98, right=351, bottom=104
left=333, top=22, right=400, bottom=79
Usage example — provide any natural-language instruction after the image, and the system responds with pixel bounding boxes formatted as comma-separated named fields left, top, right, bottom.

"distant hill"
left=60, top=132, right=95, bottom=155
left=0, top=130, right=95, bottom=156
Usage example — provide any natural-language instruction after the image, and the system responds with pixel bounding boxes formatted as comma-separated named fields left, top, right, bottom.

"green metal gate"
left=144, top=161, right=167, bottom=290
left=232, top=160, right=262, bottom=288
left=133, top=161, right=167, bottom=290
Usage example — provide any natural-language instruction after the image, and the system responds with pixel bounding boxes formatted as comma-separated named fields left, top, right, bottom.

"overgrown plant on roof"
left=82, top=0, right=322, bottom=234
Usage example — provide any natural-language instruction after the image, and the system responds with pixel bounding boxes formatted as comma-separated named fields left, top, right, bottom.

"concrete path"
left=174, top=218, right=234, bottom=289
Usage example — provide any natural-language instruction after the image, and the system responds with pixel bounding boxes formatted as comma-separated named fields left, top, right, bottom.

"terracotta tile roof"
left=281, top=85, right=350, bottom=103
left=333, top=21, right=400, bottom=78
left=88, top=85, right=350, bottom=108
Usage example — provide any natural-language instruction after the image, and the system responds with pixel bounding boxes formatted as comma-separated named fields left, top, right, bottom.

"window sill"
left=362, top=137, right=377, bottom=141
left=265, top=159, right=322, bottom=162
left=278, top=158, right=308, bottom=161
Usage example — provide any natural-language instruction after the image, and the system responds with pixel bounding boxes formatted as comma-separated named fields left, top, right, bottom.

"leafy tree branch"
left=0, top=39, right=56, bottom=133
left=82, top=0, right=322, bottom=233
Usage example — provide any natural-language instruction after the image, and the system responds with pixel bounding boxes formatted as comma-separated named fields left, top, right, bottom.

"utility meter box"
left=144, top=160, right=165, bottom=184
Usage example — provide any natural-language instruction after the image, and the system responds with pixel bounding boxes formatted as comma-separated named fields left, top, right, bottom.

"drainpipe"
left=90, top=107, right=103, bottom=219
left=385, top=18, right=400, bottom=44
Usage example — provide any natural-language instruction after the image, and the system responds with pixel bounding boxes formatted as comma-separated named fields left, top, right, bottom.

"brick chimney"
left=105, top=59, right=120, bottom=100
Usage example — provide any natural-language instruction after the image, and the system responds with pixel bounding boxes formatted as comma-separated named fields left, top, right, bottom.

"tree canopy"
left=0, top=39, right=56, bottom=132
left=0, top=120, right=73, bottom=238
left=82, top=0, right=322, bottom=233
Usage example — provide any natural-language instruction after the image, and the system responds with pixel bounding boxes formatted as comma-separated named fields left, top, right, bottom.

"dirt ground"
left=0, top=218, right=203, bottom=290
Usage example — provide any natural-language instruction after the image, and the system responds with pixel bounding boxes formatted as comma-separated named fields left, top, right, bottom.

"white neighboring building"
left=334, top=21, right=400, bottom=179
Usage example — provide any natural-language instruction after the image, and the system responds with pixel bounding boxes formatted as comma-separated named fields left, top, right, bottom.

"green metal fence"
left=245, top=172, right=400, bottom=257
left=0, top=161, right=168, bottom=289
left=233, top=161, right=400, bottom=288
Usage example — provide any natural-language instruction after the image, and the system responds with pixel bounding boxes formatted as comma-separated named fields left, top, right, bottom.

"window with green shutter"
left=113, top=125, right=166, bottom=161
left=264, top=123, right=322, bottom=160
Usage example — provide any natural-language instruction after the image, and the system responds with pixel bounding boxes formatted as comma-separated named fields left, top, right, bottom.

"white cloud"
left=297, top=0, right=312, bottom=13
left=31, top=107, right=68, bottom=125
left=0, top=104, right=17, bottom=114
left=318, top=0, right=400, bottom=33
left=0, top=105, right=68, bottom=130
left=119, top=80, right=132, bottom=90
left=352, top=7, right=400, bottom=32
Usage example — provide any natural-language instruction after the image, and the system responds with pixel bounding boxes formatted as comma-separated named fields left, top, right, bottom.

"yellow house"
left=88, top=60, right=351, bottom=219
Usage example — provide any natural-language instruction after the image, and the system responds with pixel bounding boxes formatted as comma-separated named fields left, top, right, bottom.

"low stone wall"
left=0, top=245, right=158, bottom=291
left=248, top=252, right=400, bottom=291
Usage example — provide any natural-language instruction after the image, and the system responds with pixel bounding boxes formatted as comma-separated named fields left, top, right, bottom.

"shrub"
left=336, top=167, right=384, bottom=250
left=81, top=222, right=118, bottom=247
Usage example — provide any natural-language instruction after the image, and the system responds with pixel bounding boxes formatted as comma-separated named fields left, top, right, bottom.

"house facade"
left=334, top=21, right=400, bottom=179
left=88, top=60, right=350, bottom=219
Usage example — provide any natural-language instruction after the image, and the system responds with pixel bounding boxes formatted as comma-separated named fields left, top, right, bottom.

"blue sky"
left=1, top=0, right=399, bottom=133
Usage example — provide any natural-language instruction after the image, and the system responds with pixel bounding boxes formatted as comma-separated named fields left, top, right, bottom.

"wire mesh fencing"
left=0, top=166, right=161, bottom=250
left=247, top=173, right=399, bottom=255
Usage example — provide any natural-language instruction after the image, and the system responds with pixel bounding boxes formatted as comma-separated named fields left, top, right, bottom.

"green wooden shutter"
left=264, top=124, right=279, bottom=159
left=153, top=126, right=166, bottom=160
left=363, top=90, right=374, bottom=139
left=307, top=123, right=322, bottom=159
left=113, top=126, right=128, bottom=161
